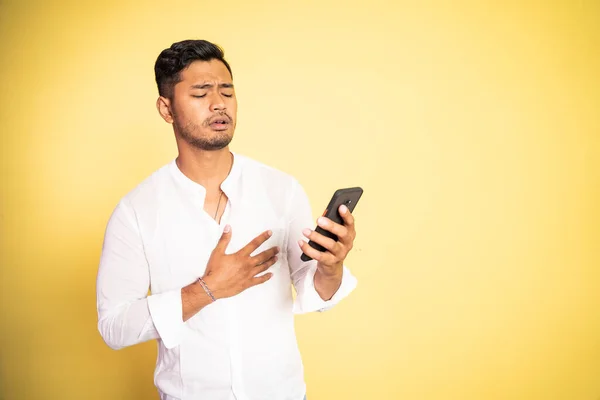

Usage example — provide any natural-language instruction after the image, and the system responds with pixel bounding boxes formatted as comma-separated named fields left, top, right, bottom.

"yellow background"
left=1, top=0, right=599, bottom=399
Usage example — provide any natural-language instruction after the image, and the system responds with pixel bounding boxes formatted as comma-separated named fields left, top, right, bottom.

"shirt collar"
left=168, top=151, right=243, bottom=204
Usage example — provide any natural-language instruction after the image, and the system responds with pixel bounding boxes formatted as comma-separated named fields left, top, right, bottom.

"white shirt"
left=96, top=152, right=357, bottom=400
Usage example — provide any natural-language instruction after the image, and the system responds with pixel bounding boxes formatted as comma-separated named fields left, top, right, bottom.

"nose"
left=209, top=92, right=226, bottom=112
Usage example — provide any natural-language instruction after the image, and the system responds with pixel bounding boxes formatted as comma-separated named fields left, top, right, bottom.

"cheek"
left=228, top=99, right=238, bottom=117
left=176, top=101, right=210, bottom=122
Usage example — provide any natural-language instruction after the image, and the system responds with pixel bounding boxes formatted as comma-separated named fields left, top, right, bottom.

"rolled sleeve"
left=293, top=264, right=358, bottom=314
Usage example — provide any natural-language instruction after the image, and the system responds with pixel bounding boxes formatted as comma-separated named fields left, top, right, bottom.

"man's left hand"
left=298, top=204, right=356, bottom=277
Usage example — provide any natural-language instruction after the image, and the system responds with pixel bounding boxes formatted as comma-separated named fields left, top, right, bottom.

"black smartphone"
left=301, top=187, right=364, bottom=262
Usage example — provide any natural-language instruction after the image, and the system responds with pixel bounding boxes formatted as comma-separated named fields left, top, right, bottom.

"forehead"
left=178, top=59, right=232, bottom=84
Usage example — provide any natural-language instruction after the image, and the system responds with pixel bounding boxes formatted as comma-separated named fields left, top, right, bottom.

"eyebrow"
left=190, top=83, right=234, bottom=90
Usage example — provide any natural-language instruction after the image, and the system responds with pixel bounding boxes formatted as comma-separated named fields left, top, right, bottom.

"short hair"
left=154, top=39, right=233, bottom=98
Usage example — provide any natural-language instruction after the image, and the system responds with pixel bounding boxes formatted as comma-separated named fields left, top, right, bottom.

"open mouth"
left=210, top=118, right=230, bottom=130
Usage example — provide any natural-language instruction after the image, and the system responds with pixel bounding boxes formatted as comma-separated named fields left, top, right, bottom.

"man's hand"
left=202, top=225, right=279, bottom=299
left=298, top=204, right=356, bottom=300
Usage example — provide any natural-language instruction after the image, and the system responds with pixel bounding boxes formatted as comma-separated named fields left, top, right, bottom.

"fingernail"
left=303, top=228, right=312, bottom=237
left=317, top=217, right=327, bottom=226
left=268, top=230, right=273, bottom=236
left=276, top=246, right=280, bottom=253
left=340, top=205, right=348, bottom=213
left=297, top=239, right=304, bottom=247
left=224, top=224, right=231, bottom=233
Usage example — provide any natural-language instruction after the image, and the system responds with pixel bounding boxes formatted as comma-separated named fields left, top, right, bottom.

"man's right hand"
left=201, top=225, right=279, bottom=300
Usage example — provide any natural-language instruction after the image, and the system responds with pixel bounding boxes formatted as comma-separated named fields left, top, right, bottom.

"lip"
left=210, top=120, right=229, bottom=131
left=208, top=115, right=231, bottom=131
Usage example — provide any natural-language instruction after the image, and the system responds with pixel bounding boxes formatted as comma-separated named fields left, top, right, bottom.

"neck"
left=175, top=146, right=233, bottom=190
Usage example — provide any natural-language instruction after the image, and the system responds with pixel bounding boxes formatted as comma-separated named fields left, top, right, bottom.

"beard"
left=174, top=113, right=234, bottom=151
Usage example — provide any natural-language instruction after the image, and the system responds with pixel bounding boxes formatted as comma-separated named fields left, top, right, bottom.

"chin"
left=190, top=136, right=233, bottom=151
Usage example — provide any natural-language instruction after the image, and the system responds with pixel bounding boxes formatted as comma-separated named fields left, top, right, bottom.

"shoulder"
left=236, top=153, right=308, bottom=217
left=118, top=161, right=174, bottom=212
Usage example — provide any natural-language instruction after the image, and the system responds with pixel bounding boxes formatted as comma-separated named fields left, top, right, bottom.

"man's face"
left=168, top=59, right=237, bottom=151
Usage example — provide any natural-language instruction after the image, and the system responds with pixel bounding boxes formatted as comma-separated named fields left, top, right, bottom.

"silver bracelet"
left=197, top=277, right=216, bottom=302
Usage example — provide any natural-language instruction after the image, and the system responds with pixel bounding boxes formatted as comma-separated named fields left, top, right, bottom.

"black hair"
left=154, top=39, right=233, bottom=98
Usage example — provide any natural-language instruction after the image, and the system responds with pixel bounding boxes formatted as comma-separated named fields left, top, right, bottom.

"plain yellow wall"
left=1, top=1, right=599, bottom=399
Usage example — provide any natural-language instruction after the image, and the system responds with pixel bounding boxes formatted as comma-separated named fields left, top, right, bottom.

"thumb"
left=215, top=224, right=232, bottom=252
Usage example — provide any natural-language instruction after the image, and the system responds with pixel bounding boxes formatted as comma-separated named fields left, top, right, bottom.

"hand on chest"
left=151, top=200, right=288, bottom=291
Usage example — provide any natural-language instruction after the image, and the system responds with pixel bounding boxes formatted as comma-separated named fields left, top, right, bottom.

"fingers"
left=255, top=254, right=278, bottom=273
left=251, top=246, right=279, bottom=266
left=315, top=205, right=356, bottom=245
left=338, top=204, right=355, bottom=229
left=300, top=206, right=358, bottom=265
left=215, top=224, right=233, bottom=253
left=302, top=228, right=339, bottom=253
left=250, top=272, right=273, bottom=286
left=315, top=216, right=355, bottom=245
left=248, top=251, right=278, bottom=288
left=297, top=239, right=337, bottom=264
left=240, top=230, right=272, bottom=256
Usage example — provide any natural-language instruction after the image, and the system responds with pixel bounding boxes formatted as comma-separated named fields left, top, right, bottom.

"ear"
left=156, top=96, right=174, bottom=124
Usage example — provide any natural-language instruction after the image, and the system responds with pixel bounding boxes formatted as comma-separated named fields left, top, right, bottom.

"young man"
left=96, top=39, right=358, bottom=400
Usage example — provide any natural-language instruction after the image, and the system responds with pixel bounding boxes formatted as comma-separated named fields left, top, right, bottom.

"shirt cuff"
left=293, top=264, right=357, bottom=314
left=147, top=288, right=184, bottom=349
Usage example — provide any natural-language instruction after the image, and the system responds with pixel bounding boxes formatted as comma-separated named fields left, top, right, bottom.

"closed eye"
left=192, top=94, right=206, bottom=98
left=222, top=93, right=233, bottom=98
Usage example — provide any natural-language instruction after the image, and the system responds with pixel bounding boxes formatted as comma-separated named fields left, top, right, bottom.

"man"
left=96, top=39, right=358, bottom=400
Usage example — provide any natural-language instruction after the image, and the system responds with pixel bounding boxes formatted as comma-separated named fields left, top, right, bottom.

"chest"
left=142, top=196, right=289, bottom=294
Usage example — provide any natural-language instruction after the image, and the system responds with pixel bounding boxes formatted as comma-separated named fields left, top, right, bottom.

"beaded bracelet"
left=197, top=277, right=216, bottom=302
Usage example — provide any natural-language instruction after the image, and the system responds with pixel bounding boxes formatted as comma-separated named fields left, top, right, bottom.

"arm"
left=286, top=180, right=358, bottom=313
left=96, top=200, right=212, bottom=350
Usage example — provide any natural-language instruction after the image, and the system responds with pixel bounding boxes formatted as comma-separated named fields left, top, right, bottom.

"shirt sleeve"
left=286, top=179, right=358, bottom=314
left=96, top=199, right=184, bottom=350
